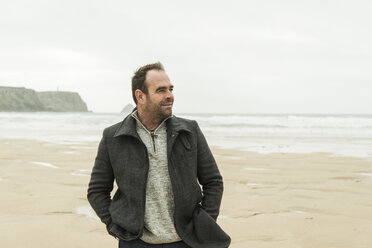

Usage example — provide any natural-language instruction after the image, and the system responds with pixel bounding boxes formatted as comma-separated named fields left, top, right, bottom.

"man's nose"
left=166, top=89, right=174, bottom=100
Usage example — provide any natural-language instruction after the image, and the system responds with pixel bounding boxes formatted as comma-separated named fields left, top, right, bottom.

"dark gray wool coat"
left=87, top=113, right=231, bottom=248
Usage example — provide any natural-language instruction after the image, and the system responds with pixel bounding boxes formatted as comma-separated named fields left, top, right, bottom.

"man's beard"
left=146, top=98, right=173, bottom=121
left=156, top=100, right=173, bottom=119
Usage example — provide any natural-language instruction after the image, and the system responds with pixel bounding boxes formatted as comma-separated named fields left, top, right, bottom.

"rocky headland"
left=121, top=103, right=134, bottom=113
left=0, top=86, right=88, bottom=112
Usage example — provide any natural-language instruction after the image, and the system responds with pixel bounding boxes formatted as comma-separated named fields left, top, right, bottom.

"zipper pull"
left=151, top=132, right=158, bottom=138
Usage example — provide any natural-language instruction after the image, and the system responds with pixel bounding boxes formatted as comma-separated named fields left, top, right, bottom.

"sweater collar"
left=131, top=110, right=170, bottom=134
left=113, top=108, right=191, bottom=137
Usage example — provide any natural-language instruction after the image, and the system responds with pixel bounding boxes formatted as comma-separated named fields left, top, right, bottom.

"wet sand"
left=1, top=139, right=372, bottom=248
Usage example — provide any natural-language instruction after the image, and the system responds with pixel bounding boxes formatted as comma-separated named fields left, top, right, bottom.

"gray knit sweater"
left=131, top=111, right=181, bottom=244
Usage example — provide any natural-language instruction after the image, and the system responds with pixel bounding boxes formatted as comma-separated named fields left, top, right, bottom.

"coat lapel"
left=166, top=116, right=192, bottom=158
left=113, top=114, right=140, bottom=139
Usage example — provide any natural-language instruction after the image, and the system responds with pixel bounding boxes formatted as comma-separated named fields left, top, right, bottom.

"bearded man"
left=87, top=62, right=231, bottom=248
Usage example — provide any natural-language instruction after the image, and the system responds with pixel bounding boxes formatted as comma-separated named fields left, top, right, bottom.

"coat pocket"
left=192, top=206, right=231, bottom=245
left=108, top=222, right=139, bottom=241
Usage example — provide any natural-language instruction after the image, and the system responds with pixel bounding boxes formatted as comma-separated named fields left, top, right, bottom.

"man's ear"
left=135, top=89, right=145, bottom=104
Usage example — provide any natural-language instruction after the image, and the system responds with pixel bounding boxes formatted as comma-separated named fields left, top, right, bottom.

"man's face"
left=143, top=69, right=174, bottom=120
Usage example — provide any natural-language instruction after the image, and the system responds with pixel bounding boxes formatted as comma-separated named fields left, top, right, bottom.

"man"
left=87, top=62, right=231, bottom=248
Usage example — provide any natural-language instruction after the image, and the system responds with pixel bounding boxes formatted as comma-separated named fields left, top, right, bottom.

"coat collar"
left=166, top=115, right=192, bottom=134
left=113, top=108, right=191, bottom=138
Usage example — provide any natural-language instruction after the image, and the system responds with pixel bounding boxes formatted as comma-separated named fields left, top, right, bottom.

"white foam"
left=59, top=151, right=79, bottom=154
left=218, top=215, right=230, bottom=219
left=71, top=169, right=91, bottom=177
left=294, top=210, right=309, bottom=214
left=31, top=161, right=59, bottom=169
left=0, top=177, right=3, bottom=182
left=244, top=167, right=274, bottom=171
left=223, top=156, right=241, bottom=160
left=292, top=188, right=320, bottom=193
left=75, top=206, right=99, bottom=220
left=215, top=155, right=241, bottom=160
left=42, top=143, right=54, bottom=146
left=72, top=173, right=89, bottom=176
left=246, top=183, right=263, bottom=186
left=58, top=141, right=86, bottom=145
left=359, top=173, right=372, bottom=177
left=70, top=146, right=95, bottom=149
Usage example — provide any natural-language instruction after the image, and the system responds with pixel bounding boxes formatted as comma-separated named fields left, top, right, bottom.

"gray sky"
left=1, top=0, right=371, bottom=113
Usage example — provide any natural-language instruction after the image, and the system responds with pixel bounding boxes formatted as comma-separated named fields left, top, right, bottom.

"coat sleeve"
left=87, top=129, right=115, bottom=229
left=195, top=121, right=223, bottom=221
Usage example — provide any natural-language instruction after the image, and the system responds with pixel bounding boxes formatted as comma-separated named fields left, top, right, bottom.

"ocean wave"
left=1, top=112, right=372, bottom=158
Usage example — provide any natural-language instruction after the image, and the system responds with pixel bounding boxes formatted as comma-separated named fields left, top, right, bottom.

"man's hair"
left=131, top=62, right=165, bottom=104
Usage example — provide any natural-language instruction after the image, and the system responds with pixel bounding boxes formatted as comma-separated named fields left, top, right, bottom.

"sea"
left=1, top=112, right=372, bottom=158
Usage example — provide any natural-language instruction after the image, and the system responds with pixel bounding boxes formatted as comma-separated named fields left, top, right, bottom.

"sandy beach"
left=1, top=139, right=372, bottom=248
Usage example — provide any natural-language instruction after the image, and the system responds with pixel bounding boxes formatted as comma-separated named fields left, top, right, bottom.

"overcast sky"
left=1, top=0, right=371, bottom=114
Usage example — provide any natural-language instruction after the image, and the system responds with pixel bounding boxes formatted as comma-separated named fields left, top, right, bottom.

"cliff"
left=0, top=86, right=88, bottom=112
left=37, top=91, right=88, bottom=112
left=121, top=103, right=134, bottom=113
left=0, top=87, right=46, bottom=111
